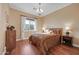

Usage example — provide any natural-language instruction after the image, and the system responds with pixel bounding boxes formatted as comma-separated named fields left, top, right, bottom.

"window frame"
left=21, top=16, right=37, bottom=31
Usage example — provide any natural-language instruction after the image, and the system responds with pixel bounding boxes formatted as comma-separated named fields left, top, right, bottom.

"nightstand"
left=61, top=36, right=73, bottom=46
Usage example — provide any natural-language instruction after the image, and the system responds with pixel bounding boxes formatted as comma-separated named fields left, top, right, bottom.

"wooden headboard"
left=49, top=28, right=63, bottom=35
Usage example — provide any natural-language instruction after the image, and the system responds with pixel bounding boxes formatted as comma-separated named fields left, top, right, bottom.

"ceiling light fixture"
left=33, top=3, right=43, bottom=15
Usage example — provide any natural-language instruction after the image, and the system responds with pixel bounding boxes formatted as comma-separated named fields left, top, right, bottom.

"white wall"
left=0, top=4, right=9, bottom=54
left=42, top=4, right=79, bottom=46
left=8, top=8, right=43, bottom=40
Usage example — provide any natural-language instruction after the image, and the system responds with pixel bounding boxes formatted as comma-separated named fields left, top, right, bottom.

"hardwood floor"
left=49, top=45, right=79, bottom=55
left=11, top=40, right=41, bottom=55
left=11, top=40, right=79, bottom=55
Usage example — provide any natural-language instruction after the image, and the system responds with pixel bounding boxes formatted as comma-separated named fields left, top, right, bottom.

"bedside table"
left=61, top=36, right=73, bottom=46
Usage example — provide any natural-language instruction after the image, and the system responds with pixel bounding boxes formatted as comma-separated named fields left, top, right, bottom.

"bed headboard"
left=49, top=28, right=63, bottom=35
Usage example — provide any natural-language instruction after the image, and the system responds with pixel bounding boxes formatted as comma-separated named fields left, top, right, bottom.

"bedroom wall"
left=42, top=4, right=79, bottom=46
left=8, top=8, right=43, bottom=40
left=0, top=4, right=9, bottom=54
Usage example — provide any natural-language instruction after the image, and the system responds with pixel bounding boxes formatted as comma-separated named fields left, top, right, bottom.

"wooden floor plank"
left=11, top=40, right=79, bottom=55
left=49, top=45, right=79, bottom=55
left=11, top=40, right=41, bottom=55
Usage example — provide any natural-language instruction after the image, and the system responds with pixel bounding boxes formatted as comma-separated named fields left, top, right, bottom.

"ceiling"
left=9, top=3, right=71, bottom=17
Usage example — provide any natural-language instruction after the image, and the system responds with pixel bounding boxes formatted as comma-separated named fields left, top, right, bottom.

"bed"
left=29, top=28, right=63, bottom=54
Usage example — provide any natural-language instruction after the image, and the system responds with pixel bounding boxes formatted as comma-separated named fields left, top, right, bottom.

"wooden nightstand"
left=61, top=36, right=73, bottom=46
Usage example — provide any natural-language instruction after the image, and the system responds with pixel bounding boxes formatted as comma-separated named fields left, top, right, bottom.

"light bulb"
left=36, top=8, right=43, bottom=13
left=40, top=9, right=43, bottom=12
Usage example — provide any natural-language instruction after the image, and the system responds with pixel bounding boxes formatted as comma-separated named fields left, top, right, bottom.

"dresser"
left=5, top=30, right=16, bottom=54
left=61, top=35, right=73, bottom=46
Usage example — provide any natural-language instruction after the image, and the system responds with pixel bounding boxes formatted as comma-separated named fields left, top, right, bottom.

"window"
left=21, top=16, right=36, bottom=31
left=24, top=19, right=36, bottom=31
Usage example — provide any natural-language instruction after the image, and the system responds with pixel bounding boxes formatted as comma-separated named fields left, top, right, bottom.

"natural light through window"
left=21, top=16, right=36, bottom=31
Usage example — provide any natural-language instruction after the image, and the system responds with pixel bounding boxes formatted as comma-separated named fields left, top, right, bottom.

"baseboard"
left=16, top=39, right=21, bottom=41
left=16, top=37, right=29, bottom=41
left=2, top=47, right=6, bottom=55
left=72, top=44, right=79, bottom=48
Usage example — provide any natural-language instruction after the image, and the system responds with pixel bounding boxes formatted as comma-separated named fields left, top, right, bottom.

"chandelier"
left=33, top=3, right=44, bottom=15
